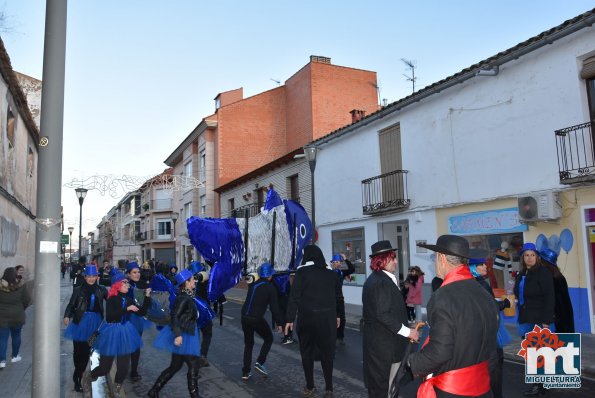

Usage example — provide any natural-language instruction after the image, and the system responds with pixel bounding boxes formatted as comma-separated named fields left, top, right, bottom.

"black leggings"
left=160, top=354, right=200, bottom=378
left=73, top=341, right=91, bottom=379
left=241, top=317, right=273, bottom=373
left=302, top=357, right=334, bottom=392
left=200, top=321, right=213, bottom=357
left=91, top=354, right=130, bottom=384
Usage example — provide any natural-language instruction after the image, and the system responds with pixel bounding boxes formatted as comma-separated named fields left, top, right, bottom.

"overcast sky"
left=2, top=0, right=594, bottom=245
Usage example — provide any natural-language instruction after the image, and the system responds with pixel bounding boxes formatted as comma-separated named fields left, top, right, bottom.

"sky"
left=1, top=0, right=594, bottom=246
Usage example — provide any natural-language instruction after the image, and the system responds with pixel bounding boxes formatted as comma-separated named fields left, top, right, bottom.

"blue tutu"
left=153, top=325, right=200, bottom=356
left=64, top=312, right=102, bottom=342
left=129, top=313, right=152, bottom=335
left=93, top=322, right=143, bottom=356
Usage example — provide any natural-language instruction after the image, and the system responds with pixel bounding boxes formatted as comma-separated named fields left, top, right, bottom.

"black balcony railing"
left=361, top=170, right=410, bottom=215
left=555, top=121, right=595, bottom=183
left=229, top=203, right=261, bottom=218
left=136, top=230, right=173, bottom=242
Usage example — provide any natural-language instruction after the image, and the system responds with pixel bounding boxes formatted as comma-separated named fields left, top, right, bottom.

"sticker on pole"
left=40, top=240, right=59, bottom=253
left=517, top=325, right=581, bottom=389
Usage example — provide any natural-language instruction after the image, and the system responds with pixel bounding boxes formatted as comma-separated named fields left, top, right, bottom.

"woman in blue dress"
left=63, top=265, right=106, bottom=392
left=81, top=271, right=151, bottom=398
left=125, top=261, right=152, bottom=382
left=149, top=269, right=201, bottom=398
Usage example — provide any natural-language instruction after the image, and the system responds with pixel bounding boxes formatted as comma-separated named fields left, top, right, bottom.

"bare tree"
left=401, top=58, right=417, bottom=93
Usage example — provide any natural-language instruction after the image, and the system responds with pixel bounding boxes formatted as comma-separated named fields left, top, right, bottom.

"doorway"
left=380, top=220, right=410, bottom=281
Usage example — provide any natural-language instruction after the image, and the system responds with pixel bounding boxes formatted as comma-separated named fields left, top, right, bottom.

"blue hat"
left=258, top=263, right=274, bottom=278
left=111, top=271, right=127, bottom=284
left=126, top=262, right=140, bottom=273
left=175, top=269, right=193, bottom=287
left=540, top=248, right=558, bottom=266
left=83, top=265, right=98, bottom=276
left=189, top=261, right=204, bottom=274
left=331, top=254, right=342, bottom=262
left=519, top=242, right=538, bottom=256
left=469, top=258, right=486, bottom=266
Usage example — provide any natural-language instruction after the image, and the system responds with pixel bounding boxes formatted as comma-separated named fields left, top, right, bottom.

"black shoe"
left=130, top=372, right=142, bottom=382
left=241, top=371, right=251, bottom=380
left=73, top=373, right=82, bottom=392
left=523, top=384, right=546, bottom=396
left=198, top=355, right=210, bottom=367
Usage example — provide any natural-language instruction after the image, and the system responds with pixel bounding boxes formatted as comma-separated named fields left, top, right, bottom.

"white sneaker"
left=11, top=355, right=22, bottom=363
left=0, top=361, right=6, bottom=368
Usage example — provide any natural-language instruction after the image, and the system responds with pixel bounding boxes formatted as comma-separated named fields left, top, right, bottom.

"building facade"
left=0, top=38, right=39, bottom=278
left=311, top=10, right=595, bottom=333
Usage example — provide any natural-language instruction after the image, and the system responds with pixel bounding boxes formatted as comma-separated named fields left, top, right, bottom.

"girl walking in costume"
left=148, top=269, right=201, bottom=398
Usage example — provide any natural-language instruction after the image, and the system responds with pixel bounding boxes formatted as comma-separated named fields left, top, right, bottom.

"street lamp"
left=75, top=188, right=88, bottom=262
left=68, top=226, right=74, bottom=265
left=171, top=212, right=179, bottom=264
left=304, top=146, right=319, bottom=244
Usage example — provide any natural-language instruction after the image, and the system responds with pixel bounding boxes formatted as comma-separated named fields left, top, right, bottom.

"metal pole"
left=78, top=200, right=83, bottom=258
left=270, top=211, right=276, bottom=267
left=33, top=1, right=67, bottom=396
left=69, top=232, right=72, bottom=264
left=309, top=161, right=316, bottom=244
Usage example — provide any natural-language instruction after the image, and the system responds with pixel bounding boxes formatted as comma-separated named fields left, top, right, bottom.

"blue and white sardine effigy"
left=187, top=189, right=312, bottom=302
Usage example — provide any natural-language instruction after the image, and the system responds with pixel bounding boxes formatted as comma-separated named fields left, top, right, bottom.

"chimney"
left=310, top=55, right=331, bottom=64
left=350, top=109, right=366, bottom=124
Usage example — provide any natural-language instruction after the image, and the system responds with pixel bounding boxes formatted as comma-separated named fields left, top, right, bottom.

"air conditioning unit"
left=518, top=192, right=561, bottom=222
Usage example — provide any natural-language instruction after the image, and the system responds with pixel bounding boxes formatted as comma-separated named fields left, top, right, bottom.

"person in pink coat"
left=404, top=266, right=425, bottom=322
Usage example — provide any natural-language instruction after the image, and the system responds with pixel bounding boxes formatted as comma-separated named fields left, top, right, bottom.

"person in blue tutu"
left=63, top=264, right=107, bottom=392
left=126, top=261, right=152, bottom=382
left=81, top=271, right=151, bottom=398
left=149, top=268, right=201, bottom=398
left=189, top=261, right=214, bottom=368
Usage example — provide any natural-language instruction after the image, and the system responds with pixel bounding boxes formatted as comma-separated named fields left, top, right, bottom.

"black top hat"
left=417, top=235, right=470, bottom=259
left=369, top=240, right=398, bottom=258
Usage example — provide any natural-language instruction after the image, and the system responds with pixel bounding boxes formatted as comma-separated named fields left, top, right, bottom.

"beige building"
left=0, top=37, right=39, bottom=277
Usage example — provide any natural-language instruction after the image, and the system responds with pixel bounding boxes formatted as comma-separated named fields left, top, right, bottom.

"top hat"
left=417, top=235, right=471, bottom=259
left=83, top=265, right=98, bottom=276
left=519, top=242, right=538, bottom=256
left=189, top=261, right=205, bottom=275
left=126, top=262, right=140, bottom=273
left=468, top=258, right=486, bottom=266
left=369, top=240, right=398, bottom=258
left=540, top=248, right=558, bottom=266
left=175, top=269, right=193, bottom=287
left=331, top=254, right=343, bottom=262
left=258, top=263, right=274, bottom=278
left=111, top=271, right=127, bottom=284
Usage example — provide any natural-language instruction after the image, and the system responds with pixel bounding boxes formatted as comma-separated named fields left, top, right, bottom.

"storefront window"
left=332, top=227, right=366, bottom=286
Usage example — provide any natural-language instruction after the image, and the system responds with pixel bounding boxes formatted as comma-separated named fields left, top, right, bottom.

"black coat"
left=286, top=262, right=343, bottom=362
left=105, top=292, right=151, bottom=323
left=172, top=292, right=199, bottom=336
left=242, top=279, right=283, bottom=325
left=553, top=274, right=574, bottom=333
left=409, top=277, right=498, bottom=398
left=362, top=270, right=409, bottom=396
left=514, top=265, right=555, bottom=326
left=64, top=283, right=107, bottom=324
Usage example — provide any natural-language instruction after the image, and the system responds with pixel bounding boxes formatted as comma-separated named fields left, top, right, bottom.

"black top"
left=242, top=279, right=283, bottom=325
left=172, top=291, right=199, bottom=336
left=409, top=278, right=498, bottom=382
left=64, top=283, right=107, bottom=324
left=105, top=292, right=151, bottom=324
left=514, top=265, right=555, bottom=325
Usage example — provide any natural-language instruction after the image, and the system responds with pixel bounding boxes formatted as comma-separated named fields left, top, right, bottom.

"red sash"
left=417, top=361, right=490, bottom=398
left=417, top=266, right=490, bottom=397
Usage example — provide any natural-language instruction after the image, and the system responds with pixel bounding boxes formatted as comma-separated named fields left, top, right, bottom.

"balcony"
left=556, top=121, right=595, bottom=184
left=228, top=203, right=261, bottom=218
left=361, top=170, right=410, bottom=215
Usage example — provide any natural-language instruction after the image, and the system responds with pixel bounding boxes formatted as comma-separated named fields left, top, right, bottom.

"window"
left=331, top=227, right=366, bottom=285
left=228, top=198, right=235, bottom=213
left=27, top=148, right=34, bottom=177
left=184, top=160, right=192, bottom=177
left=581, top=56, right=595, bottom=121
left=378, top=123, right=402, bottom=174
left=157, top=220, right=172, bottom=236
left=7, top=107, right=15, bottom=149
left=199, top=151, right=206, bottom=181
left=200, top=195, right=206, bottom=216
left=287, top=174, right=299, bottom=201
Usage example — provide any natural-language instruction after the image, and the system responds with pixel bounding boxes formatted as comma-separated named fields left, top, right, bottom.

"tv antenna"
left=270, top=78, right=281, bottom=86
left=401, top=58, right=417, bottom=93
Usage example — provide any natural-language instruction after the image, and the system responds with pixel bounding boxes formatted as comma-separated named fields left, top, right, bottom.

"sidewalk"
left=227, top=287, right=595, bottom=379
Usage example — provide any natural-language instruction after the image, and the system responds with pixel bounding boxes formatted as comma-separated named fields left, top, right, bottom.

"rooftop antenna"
left=401, top=58, right=417, bottom=93
left=270, top=78, right=281, bottom=86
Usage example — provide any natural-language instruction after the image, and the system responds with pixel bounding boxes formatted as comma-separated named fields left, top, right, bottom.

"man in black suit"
left=409, top=235, right=498, bottom=398
left=362, top=240, right=419, bottom=397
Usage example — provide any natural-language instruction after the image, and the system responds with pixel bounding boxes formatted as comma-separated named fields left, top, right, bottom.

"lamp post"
left=171, top=212, right=179, bottom=264
left=68, top=226, right=74, bottom=265
left=304, top=146, right=319, bottom=244
left=75, top=188, right=88, bottom=261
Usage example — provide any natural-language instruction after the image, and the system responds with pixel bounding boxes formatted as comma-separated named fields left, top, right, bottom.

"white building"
left=311, top=10, right=595, bottom=333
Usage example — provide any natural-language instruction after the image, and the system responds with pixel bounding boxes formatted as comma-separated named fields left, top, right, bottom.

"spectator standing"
left=0, top=267, right=32, bottom=370
left=330, top=253, right=355, bottom=345
left=404, top=266, right=425, bottom=323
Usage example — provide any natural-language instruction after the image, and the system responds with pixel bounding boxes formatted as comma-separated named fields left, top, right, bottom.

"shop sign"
left=449, top=207, right=528, bottom=235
